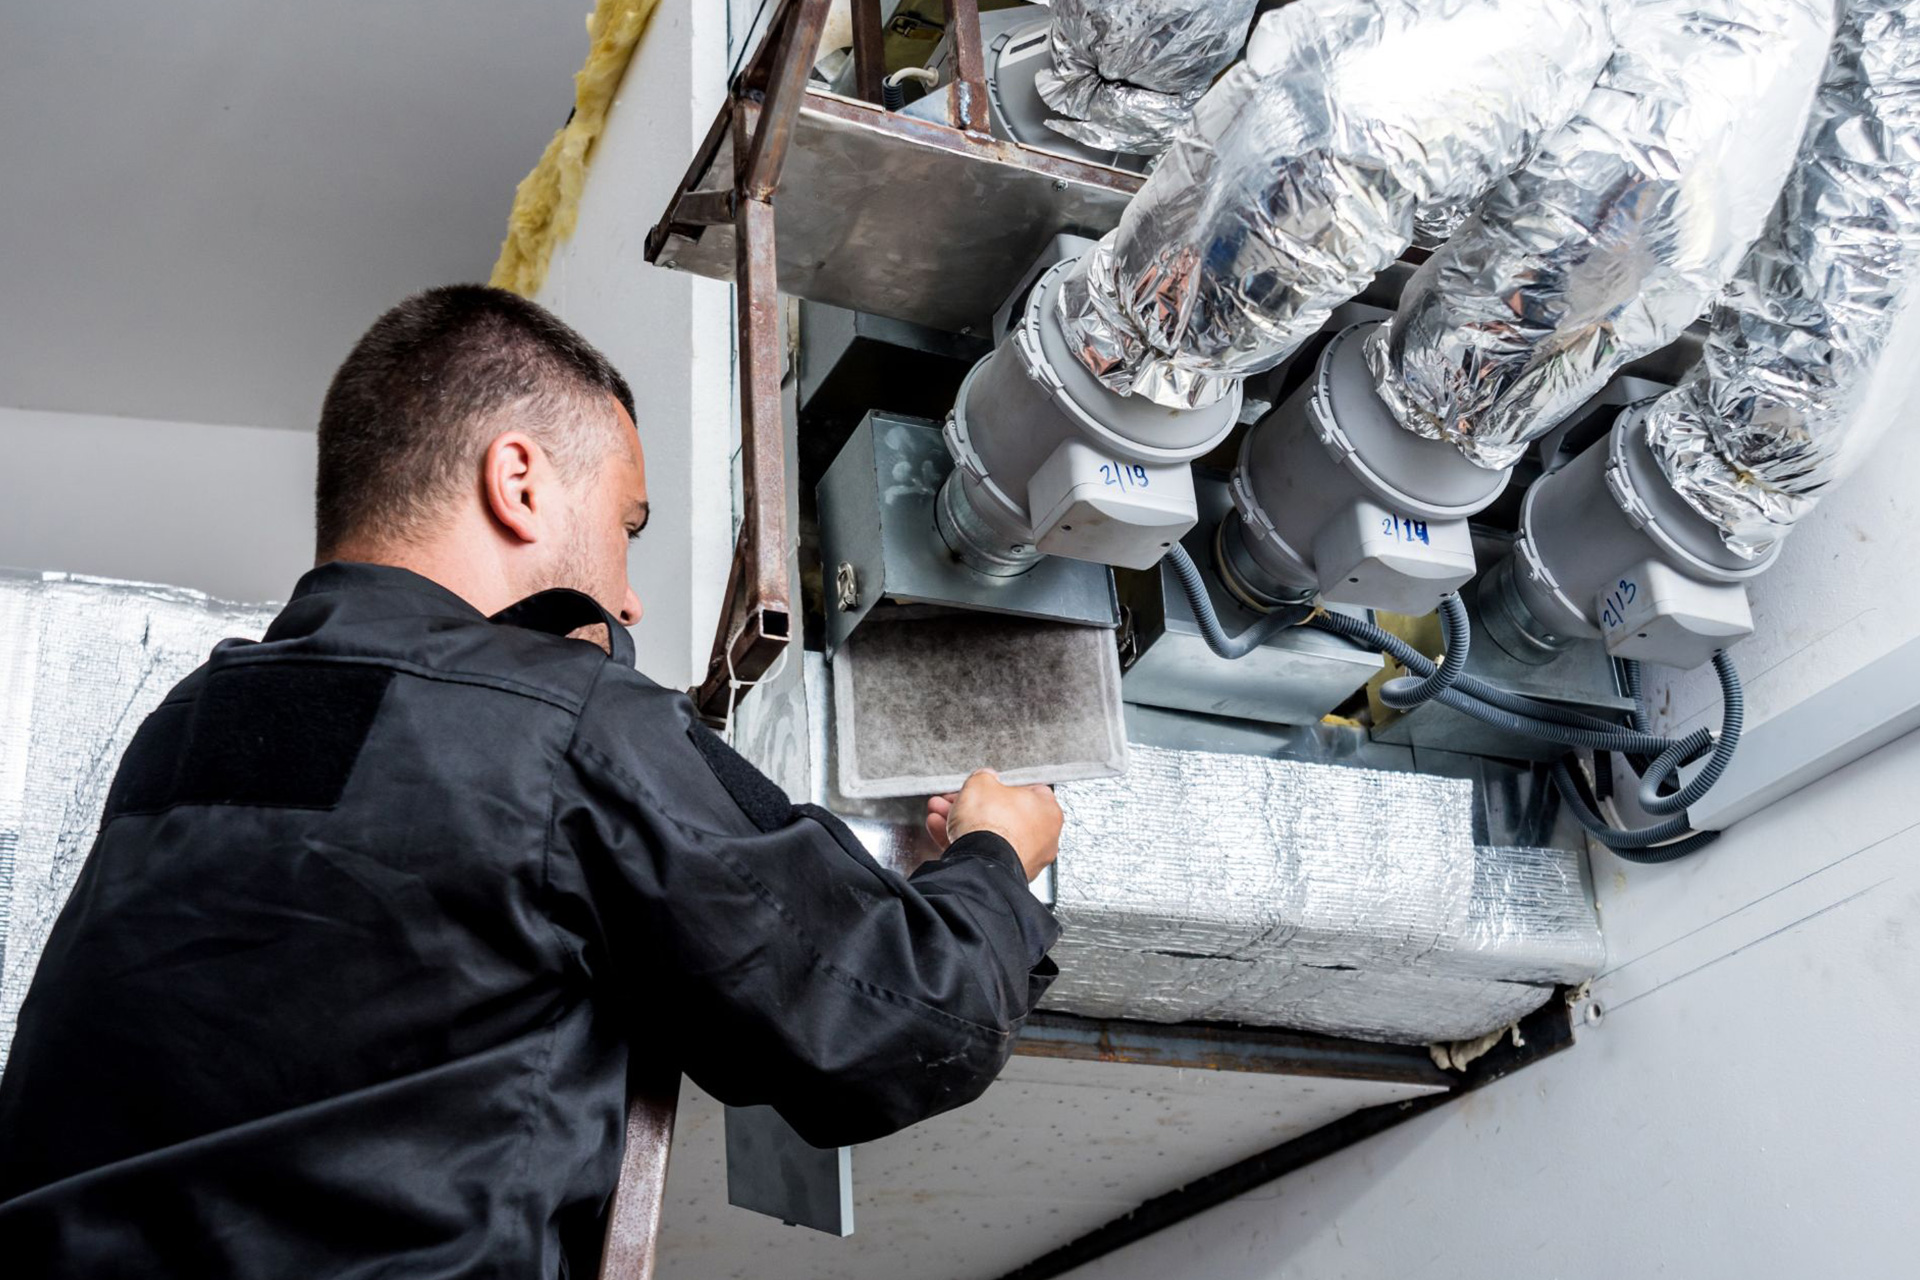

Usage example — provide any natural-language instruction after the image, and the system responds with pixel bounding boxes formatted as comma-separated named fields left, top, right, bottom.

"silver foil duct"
left=1042, top=746, right=1602, bottom=1043
left=1033, top=0, right=1260, bottom=156
left=0, top=572, right=277, bottom=1071
left=1648, top=0, right=1920, bottom=559
left=1055, top=0, right=1612, bottom=409
left=1372, top=0, right=1835, bottom=470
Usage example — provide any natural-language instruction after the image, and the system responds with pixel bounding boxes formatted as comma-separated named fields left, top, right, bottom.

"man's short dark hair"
left=315, top=285, right=636, bottom=556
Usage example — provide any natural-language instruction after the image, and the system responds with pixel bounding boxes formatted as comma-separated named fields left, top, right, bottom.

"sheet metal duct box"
left=816, top=412, right=1118, bottom=657
left=1119, top=470, right=1382, bottom=726
left=795, top=301, right=988, bottom=448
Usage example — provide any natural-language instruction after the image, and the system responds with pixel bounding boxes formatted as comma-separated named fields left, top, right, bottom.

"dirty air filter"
left=1043, top=746, right=1602, bottom=1042
left=0, top=572, right=277, bottom=1070
left=832, top=614, right=1128, bottom=800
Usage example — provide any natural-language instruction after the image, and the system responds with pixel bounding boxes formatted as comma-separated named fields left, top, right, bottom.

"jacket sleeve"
left=556, top=668, right=1061, bottom=1148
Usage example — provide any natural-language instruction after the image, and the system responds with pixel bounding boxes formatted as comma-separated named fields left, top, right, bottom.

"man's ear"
left=482, top=432, right=546, bottom=545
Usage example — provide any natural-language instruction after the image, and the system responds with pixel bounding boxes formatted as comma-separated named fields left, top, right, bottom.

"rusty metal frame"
left=647, top=0, right=1010, bottom=724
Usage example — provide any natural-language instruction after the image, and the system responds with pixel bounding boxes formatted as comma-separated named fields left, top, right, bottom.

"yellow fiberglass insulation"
left=491, top=0, right=663, bottom=298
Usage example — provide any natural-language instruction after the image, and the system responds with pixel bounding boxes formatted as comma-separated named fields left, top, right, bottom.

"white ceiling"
left=0, top=2, right=589, bottom=430
left=654, top=1059, right=1444, bottom=1279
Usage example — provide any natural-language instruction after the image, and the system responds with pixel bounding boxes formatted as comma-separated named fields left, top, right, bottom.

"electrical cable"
left=1377, top=593, right=1470, bottom=709
left=1635, top=650, right=1743, bottom=816
left=1165, top=544, right=1313, bottom=659
left=1549, top=756, right=1722, bottom=862
left=1306, top=608, right=1687, bottom=755
left=1156, top=545, right=1743, bottom=861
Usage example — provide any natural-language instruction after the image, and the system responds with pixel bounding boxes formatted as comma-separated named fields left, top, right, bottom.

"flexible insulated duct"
left=1034, top=0, right=1260, bottom=155
left=1370, top=0, right=1835, bottom=470
left=1055, top=0, right=1612, bottom=409
left=1647, top=0, right=1920, bottom=559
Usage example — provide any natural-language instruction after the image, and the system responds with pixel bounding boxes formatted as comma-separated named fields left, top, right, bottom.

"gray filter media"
left=0, top=572, right=277, bottom=1070
left=833, top=615, right=1127, bottom=799
left=1043, top=745, right=1603, bottom=1043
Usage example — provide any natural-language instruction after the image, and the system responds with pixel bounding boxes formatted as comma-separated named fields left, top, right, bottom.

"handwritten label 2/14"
left=1380, top=514, right=1430, bottom=545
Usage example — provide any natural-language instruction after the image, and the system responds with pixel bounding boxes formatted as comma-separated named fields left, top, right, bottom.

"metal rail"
left=647, top=0, right=1097, bottom=722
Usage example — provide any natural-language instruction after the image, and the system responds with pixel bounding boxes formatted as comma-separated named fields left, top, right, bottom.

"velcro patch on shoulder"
left=117, top=663, right=394, bottom=814
left=687, top=724, right=793, bottom=833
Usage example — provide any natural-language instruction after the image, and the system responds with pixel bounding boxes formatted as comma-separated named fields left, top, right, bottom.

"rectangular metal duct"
left=1046, top=747, right=1603, bottom=1042
left=735, top=653, right=1603, bottom=1046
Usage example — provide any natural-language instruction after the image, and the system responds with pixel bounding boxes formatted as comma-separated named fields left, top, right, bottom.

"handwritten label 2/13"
left=1600, top=578, right=1639, bottom=630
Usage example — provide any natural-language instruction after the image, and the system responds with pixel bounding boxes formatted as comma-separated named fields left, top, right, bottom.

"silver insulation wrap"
left=1372, top=0, right=1835, bottom=470
left=1648, top=0, right=1920, bottom=559
left=0, top=573, right=277, bottom=1070
left=1055, top=0, right=1612, bottom=409
left=1034, top=0, right=1260, bottom=155
left=738, top=657, right=1601, bottom=1043
left=1042, top=747, right=1603, bottom=1043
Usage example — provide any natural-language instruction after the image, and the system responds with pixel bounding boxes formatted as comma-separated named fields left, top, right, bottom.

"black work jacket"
left=0, top=562, right=1060, bottom=1278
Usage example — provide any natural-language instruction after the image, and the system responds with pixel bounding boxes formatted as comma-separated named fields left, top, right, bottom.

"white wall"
left=536, top=0, right=735, bottom=693
left=1067, top=387, right=1920, bottom=1278
left=0, top=407, right=314, bottom=603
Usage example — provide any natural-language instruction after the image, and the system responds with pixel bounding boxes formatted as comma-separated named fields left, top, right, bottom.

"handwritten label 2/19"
left=1100, top=462, right=1151, bottom=492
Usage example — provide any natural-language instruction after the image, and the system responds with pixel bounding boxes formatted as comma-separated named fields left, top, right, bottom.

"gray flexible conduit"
left=1377, top=593, right=1470, bottom=709
left=1165, top=544, right=1313, bottom=658
left=1306, top=608, right=1686, bottom=756
left=1636, top=650, right=1744, bottom=816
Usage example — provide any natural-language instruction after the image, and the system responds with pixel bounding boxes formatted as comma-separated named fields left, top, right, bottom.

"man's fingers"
left=925, top=807, right=950, bottom=849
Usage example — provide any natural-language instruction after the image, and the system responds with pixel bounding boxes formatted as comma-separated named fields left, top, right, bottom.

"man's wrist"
left=943, top=828, right=1027, bottom=876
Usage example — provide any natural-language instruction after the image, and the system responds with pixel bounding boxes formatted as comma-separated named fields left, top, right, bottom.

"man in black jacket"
left=0, top=285, right=1064, bottom=1278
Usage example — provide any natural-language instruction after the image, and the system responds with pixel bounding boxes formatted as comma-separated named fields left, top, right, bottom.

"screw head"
left=1052, top=177, right=1068, bottom=190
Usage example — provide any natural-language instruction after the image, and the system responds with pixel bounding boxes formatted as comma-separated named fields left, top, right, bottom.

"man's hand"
left=925, top=770, right=1062, bottom=883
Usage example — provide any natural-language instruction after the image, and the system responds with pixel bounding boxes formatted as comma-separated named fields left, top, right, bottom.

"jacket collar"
left=287, top=561, right=483, bottom=620
left=275, top=561, right=635, bottom=666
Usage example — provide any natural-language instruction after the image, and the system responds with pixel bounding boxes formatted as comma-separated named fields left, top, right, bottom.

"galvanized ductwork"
left=1055, top=0, right=1612, bottom=410
left=1034, top=0, right=1260, bottom=156
left=1648, top=0, right=1920, bottom=560
left=1370, top=0, right=1836, bottom=470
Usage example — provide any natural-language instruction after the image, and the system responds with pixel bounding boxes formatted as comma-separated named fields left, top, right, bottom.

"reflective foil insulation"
left=0, top=572, right=277, bottom=1070
left=1044, top=747, right=1602, bottom=1043
left=1648, top=0, right=1920, bottom=560
left=1372, top=0, right=1835, bottom=469
left=1055, top=0, right=1611, bottom=409
left=1033, top=0, right=1259, bottom=156
left=736, top=657, right=1601, bottom=1044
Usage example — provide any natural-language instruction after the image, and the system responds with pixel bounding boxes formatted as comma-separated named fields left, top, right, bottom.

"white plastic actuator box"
left=1486, top=406, right=1776, bottom=670
left=1223, top=324, right=1505, bottom=616
left=940, top=254, right=1240, bottom=575
left=1027, top=442, right=1198, bottom=569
